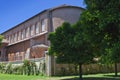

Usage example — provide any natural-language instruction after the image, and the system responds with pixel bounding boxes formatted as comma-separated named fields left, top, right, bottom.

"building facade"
left=0, top=5, right=84, bottom=75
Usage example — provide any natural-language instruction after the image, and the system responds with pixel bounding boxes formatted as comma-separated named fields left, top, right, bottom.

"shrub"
left=0, top=60, right=44, bottom=76
left=23, top=60, right=31, bottom=75
left=5, top=63, right=12, bottom=74
left=30, top=62, right=39, bottom=75
left=12, top=65, right=23, bottom=75
left=23, top=60, right=39, bottom=75
left=39, top=60, right=45, bottom=76
left=0, top=63, right=6, bottom=73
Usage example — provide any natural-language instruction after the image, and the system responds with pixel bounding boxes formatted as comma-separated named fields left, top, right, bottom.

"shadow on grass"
left=60, top=77, right=120, bottom=80
left=104, top=75, right=120, bottom=77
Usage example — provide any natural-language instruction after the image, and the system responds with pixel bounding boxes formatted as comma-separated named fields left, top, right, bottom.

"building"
left=0, top=4, right=84, bottom=76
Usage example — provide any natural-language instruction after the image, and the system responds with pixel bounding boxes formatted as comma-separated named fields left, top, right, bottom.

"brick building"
left=0, top=4, right=84, bottom=75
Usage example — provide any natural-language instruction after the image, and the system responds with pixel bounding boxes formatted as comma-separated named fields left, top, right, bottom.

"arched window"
left=35, top=22, right=40, bottom=34
left=25, top=27, right=29, bottom=38
left=41, top=19, right=45, bottom=32
left=21, top=30, right=24, bottom=40
left=30, top=25, right=35, bottom=36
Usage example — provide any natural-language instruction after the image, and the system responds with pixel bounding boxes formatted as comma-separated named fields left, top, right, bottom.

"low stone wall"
left=54, top=63, right=120, bottom=76
left=54, top=64, right=76, bottom=75
left=82, top=64, right=115, bottom=74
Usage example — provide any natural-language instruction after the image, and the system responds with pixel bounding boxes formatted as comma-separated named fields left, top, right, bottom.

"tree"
left=0, top=35, right=3, bottom=45
left=81, top=0, right=120, bottom=76
left=48, top=0, right=120, bottom=79
left=48, top=22, right=95, bottom=80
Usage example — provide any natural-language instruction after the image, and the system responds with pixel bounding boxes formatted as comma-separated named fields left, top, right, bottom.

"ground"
left=0, top=73, right=120, bottom=80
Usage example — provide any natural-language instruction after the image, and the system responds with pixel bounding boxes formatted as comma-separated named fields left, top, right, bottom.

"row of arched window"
left=6, top=19, right=46, bottom=44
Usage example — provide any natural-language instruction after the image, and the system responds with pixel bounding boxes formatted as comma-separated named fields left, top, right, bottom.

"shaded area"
left=60, top=77, right=120, bottom=80
left=104, top=74, right=120, bottom=77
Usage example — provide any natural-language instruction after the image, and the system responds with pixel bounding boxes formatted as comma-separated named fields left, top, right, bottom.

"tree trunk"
left=114, top=62, right=118, bottom=77
left=79, top=63, right=83, bottom=80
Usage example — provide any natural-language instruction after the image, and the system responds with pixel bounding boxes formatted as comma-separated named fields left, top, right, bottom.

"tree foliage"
left=0, top=35, right=3, bottom=48
left=81, top=0, right=120, bottom=62
left=48, top=22, right=94, bottom=65
left=0, top=35, right=3, bottom=45
left=82, top=0, right=120, bottom=76
left=48, top=22, right=95, bottom=80
left=48, top=0, right=120, bottom=78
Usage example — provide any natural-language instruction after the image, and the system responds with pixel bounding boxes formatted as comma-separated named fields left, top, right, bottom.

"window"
left=15, top=33, right=17, bottom=42
left=13, top=34, right=15, bottom=42
left=18, top=31, right=21, bottom=40
left=41, top=20, right=45, bottom=32
left=10, top=35, right=12, bottom=43
left=8, top=36, right=10, bottom=43
left=35, top=22, right=39, bottom=34
left=25, top=27, right=29, bottom=38
left=17, top=32, right=19, bottom=41
left=23, top=29, right=25, bottom=38
left=21, top=30, right=24, bottom=40
left=7, top=36, right=9, bottom=42
left=16, top=52, right=20, bottom=60
left=30, top=25, right=35, bottom=36
left=12, top=35, right=14, bottom=43
left=10, top=35, right=13, bottom=43
left=30, top=26, right=32, bottom=36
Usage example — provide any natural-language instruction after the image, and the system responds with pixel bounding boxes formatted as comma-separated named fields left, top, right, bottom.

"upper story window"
left=7, top=36, right=9, bottom=42
left=14, top=33, right=17, bottom=42
left=21, top=30, right=24, bottom=40
left=17, top=32, right=19, bottom=41
left=8, top=36, right=10, bottom=43
left=13, top=34, right=15, bottom=42
left=12, top=35, right=14, bottom=43
left=10, top=36, right=12, bottom=43
left=35, top=22, right=39, bottom=34
left=30, top=25, right=35, bottom=36
left=23, top=29, right=25, bottom=39
left=41, top=20, right=45, bottom=32
left=18, top=31, right=21, bottom=40
left=26, top=27, right=29, bottom=38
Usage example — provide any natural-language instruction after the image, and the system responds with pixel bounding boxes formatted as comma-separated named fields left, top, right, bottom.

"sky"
left=0, top=0, right=86, bottom=34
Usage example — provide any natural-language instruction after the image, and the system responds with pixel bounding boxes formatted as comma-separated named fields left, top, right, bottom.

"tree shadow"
left=103, top=74, right=120, bottom=77
left=60, top=77, right=120, bottom=80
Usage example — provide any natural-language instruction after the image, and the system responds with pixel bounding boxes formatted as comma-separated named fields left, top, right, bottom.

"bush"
left=23, top=60, right=31, bottom=75
left=12, top=65, right=23, bottom=75
left=0, top=63, right=6, bottom=73
left=23, top=60, right=39, bottom=75
left=39, top=60, right=45, bottom=76
left=0, top=59, right=45, bottom=76
left=31, top=62, right=39, bottom=75
left=5, top=63, right=12, bottom=74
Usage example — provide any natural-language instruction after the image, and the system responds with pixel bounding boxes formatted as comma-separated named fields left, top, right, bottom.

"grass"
left=0, top=73, right=120, bottom=80
left=0, top=74, right=46, bottom=80
left=82, top=73, right=120, bottom=80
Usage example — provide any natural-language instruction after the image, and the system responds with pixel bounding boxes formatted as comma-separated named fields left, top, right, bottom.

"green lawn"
left=0, top=73, right=120, bottom=80
left=0, top=74, right=46, bottom=80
